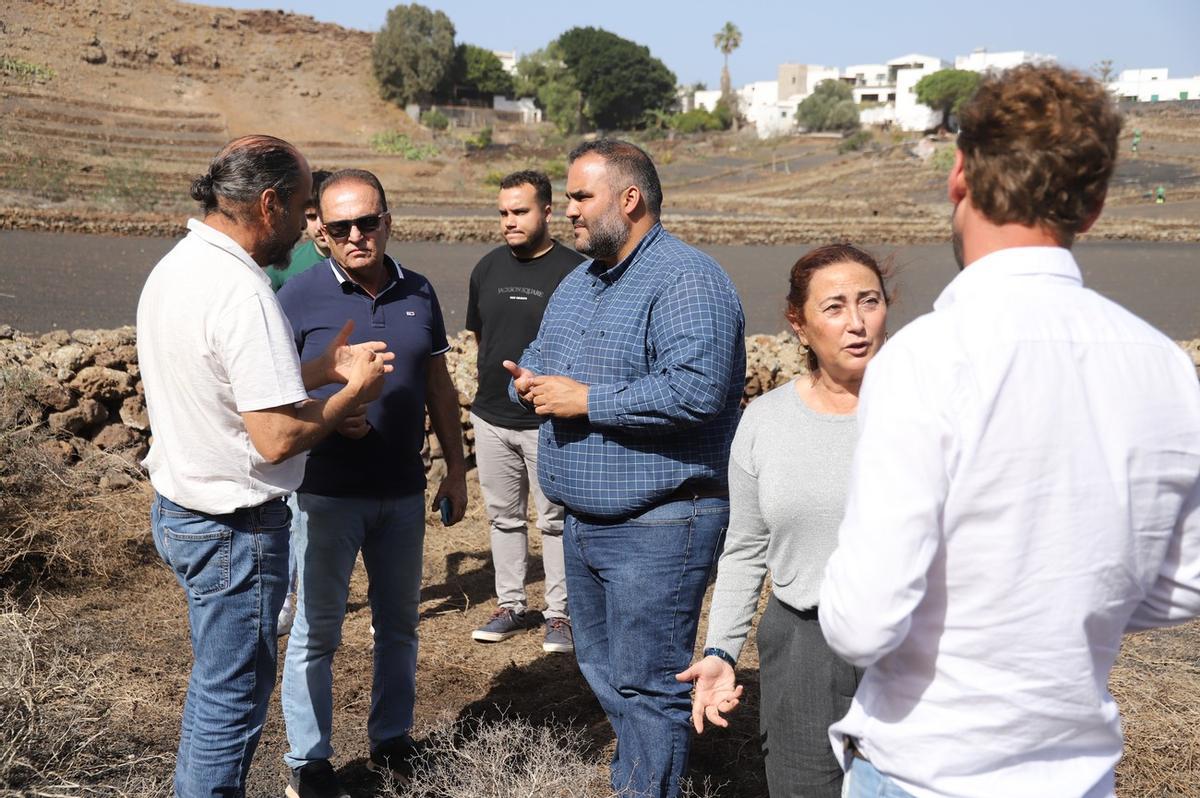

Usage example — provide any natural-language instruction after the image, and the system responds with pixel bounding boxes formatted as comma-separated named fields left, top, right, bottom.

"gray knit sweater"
left=705, top=379, right=859, bottom=661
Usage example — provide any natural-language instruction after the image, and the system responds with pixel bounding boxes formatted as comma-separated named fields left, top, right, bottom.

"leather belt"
left=663, top=484, right=729, bottom=503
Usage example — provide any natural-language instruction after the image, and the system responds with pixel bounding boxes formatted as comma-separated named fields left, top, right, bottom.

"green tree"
left=372, top=3, right=456, bottom=106
left=439, top=44, right=515, bottom=101
left=795, top=79, right=859, bottom=132
left=914, top=68, right=980, bottom=131
left=515, top=43, right=582, bottom=134
left=556, top=27, right=677, bottom=131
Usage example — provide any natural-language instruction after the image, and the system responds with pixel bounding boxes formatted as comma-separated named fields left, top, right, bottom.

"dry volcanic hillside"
left=2, top=0, right=1199, bottom=244
left=0, top=0, right=445, bottom=211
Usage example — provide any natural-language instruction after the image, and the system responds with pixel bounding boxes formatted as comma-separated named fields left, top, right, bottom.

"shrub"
left=0, top=56, right=54, bottom=81
left=422, top=109, right=450, bottom=131
left=838, top=130, right=873, bottom=154
left=465, top=126, right=493, bottom=152
left=369, top=131, right=440, bottom=160
left=541, top=160, right=567, bottom=180
left=671, top=108, right=723, bottom=135
left=482, top=170, right=505, bottom=187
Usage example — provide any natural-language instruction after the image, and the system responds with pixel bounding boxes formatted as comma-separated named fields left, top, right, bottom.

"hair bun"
left=189, top=172, right=216, bottom=203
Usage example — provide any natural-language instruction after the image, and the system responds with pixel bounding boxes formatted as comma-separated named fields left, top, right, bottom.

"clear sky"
left=217, top=0, right=1200, bottom=87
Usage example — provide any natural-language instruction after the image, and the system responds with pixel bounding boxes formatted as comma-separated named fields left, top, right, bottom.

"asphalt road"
left=1, top=231, right=1197, bottom=339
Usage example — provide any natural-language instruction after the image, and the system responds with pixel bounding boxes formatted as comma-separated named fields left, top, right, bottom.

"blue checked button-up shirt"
left=512, top=223, right=746, bottom=519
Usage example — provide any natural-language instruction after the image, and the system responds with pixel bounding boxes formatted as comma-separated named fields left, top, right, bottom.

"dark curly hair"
left=956, top=63, right=1122, bottom=246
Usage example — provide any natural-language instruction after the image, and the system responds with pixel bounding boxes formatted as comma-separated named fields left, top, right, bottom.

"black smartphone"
left=439, top=496, right=452, bottom=526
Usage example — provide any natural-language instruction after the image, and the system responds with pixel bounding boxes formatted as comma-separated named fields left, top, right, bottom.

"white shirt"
left=137, top=219, right=309, bottom=514
left=819, top=247, right=1200, bottom=798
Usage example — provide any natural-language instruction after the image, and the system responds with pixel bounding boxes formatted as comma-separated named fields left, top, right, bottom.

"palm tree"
left=713, top=22, right=742, bottom=99
left=713, top=22, right=741, bottom=131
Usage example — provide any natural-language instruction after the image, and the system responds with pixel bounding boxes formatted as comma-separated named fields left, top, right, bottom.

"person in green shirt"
left=270, top=169, right=332, bottom=293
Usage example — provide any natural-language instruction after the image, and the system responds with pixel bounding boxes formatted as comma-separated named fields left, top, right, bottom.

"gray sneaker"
left=285, top=759, right=349, bottom=798
left=543, top=617, right=574, bottom=654
left=472, top=607, right=536, bottom=642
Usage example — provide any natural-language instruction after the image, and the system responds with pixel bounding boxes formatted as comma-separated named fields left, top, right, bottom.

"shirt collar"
left=933, top=246, right=1083, bottom=311
left=327, top=255, right=404, bottom=295
left=587, top=222, right=664, bottom=284
left=186, top=218, right=271, bottom=287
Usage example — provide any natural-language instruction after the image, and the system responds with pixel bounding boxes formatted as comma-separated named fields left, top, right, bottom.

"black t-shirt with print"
left=466, top=240, right=585, bottom=429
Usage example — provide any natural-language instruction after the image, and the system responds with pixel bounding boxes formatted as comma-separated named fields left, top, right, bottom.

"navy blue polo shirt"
left=278, top=257, right=449, bottom=497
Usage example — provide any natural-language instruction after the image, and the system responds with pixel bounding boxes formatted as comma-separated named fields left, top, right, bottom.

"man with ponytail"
left=137, top=135, right=393, bottom=798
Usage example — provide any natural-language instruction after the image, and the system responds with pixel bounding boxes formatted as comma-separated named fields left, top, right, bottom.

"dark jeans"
left=151, top=493, right=291, bottom=798
left=564, top=498, right=728, bottom=798
left=758, top=593, right=863, bottom=798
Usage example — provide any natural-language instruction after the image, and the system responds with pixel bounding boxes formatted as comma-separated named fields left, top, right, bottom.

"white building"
left=888, top=53, right=948, bottom=131
left=492, top=96, right=541, bottom=124
left=1108, top=68, right=1200, bottom=102
left=492, top=50, right=518, bottom=76
left=955, top=48, right=1055, bottom=73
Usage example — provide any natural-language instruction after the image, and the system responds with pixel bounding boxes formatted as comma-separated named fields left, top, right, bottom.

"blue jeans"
left=565, top=498, right=728, bottom=798
left=843, top=756, right=918, bottom=798
left=150, top=492, right=291, bottom=798
left=281, top=492, right=426, bottom=768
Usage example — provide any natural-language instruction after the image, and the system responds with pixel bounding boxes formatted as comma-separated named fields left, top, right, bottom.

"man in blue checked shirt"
left=505, top=139, right=746, bottom=798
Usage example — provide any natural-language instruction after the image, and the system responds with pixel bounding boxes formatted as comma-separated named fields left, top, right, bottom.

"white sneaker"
left=277, top=593, right=297, bottom=637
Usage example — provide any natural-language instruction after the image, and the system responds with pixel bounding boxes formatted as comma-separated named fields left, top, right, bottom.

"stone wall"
left=3, top=325, right=1198, bottom=487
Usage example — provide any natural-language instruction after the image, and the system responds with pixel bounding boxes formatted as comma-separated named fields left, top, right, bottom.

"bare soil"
left=12, top=476, right=1199, bottom=797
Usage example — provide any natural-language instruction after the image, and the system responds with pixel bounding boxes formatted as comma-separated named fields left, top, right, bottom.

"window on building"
left=1181, top=91, right=1189, bottom=100
left=1151, top=94, right=1159, bottom=102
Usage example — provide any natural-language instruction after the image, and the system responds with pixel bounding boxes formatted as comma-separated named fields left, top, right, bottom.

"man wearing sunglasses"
left=276, top=169, right=468, bottom=798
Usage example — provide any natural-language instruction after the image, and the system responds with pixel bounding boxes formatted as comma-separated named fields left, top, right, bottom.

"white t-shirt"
left=137, top=219, right=309, bottom=514
left=819, top=247, right=1200, bottom=798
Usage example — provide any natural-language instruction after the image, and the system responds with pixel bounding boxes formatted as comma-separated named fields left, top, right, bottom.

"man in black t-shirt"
left=466, top=170, right=584, bottom=653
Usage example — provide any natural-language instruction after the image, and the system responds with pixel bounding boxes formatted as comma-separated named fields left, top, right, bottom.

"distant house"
left=1108, top=68, right=1200, bottom=102
left=492, top=50, right=518, bottom=76
left=954, top=48, right=1055, bottom=73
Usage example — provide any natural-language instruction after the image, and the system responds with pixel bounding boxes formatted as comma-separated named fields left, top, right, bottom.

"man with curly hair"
left=819, top=64, right=1200, bottom=798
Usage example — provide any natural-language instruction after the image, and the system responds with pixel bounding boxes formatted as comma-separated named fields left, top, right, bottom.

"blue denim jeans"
left=842, top=756, right=918, bottom=798
left=150, top=492, right=291, bottom=798
left=281, top=492, right=426, bottom=768
left=565, top=498, right=728, bottom=798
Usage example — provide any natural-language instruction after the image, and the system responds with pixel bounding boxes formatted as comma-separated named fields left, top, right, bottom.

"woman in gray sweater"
left=677, top=243, right=891, bottom=798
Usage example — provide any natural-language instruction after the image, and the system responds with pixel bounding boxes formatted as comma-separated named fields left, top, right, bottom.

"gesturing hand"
left=503, top=360, right=538, bottom=403
left=675, top=656, right=744, bottom=734
left=527, top=375, right=589, bottom=418
left=324, top=319, right=395, bottom=385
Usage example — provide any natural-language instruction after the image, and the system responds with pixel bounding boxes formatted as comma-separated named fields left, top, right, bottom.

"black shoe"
left=285, top=759, right=349, bottom=798
left=366, top=734, right=419, bottom=786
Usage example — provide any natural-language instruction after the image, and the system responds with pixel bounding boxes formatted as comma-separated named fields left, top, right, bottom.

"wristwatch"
left=703, top=647, right=736, bottom=668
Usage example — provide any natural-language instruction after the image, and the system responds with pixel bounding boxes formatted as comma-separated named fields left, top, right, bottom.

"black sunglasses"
left=323, top=212, right=389, bottom=239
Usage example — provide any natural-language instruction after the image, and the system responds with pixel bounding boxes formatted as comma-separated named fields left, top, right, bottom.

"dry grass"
left=0, top=369, right=151, bottom=594
left=0, top=597, right=172, bottom=797
left=1111, top=628, right=1200, bottom=796
left=382, top=713, right=723, bottom=798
